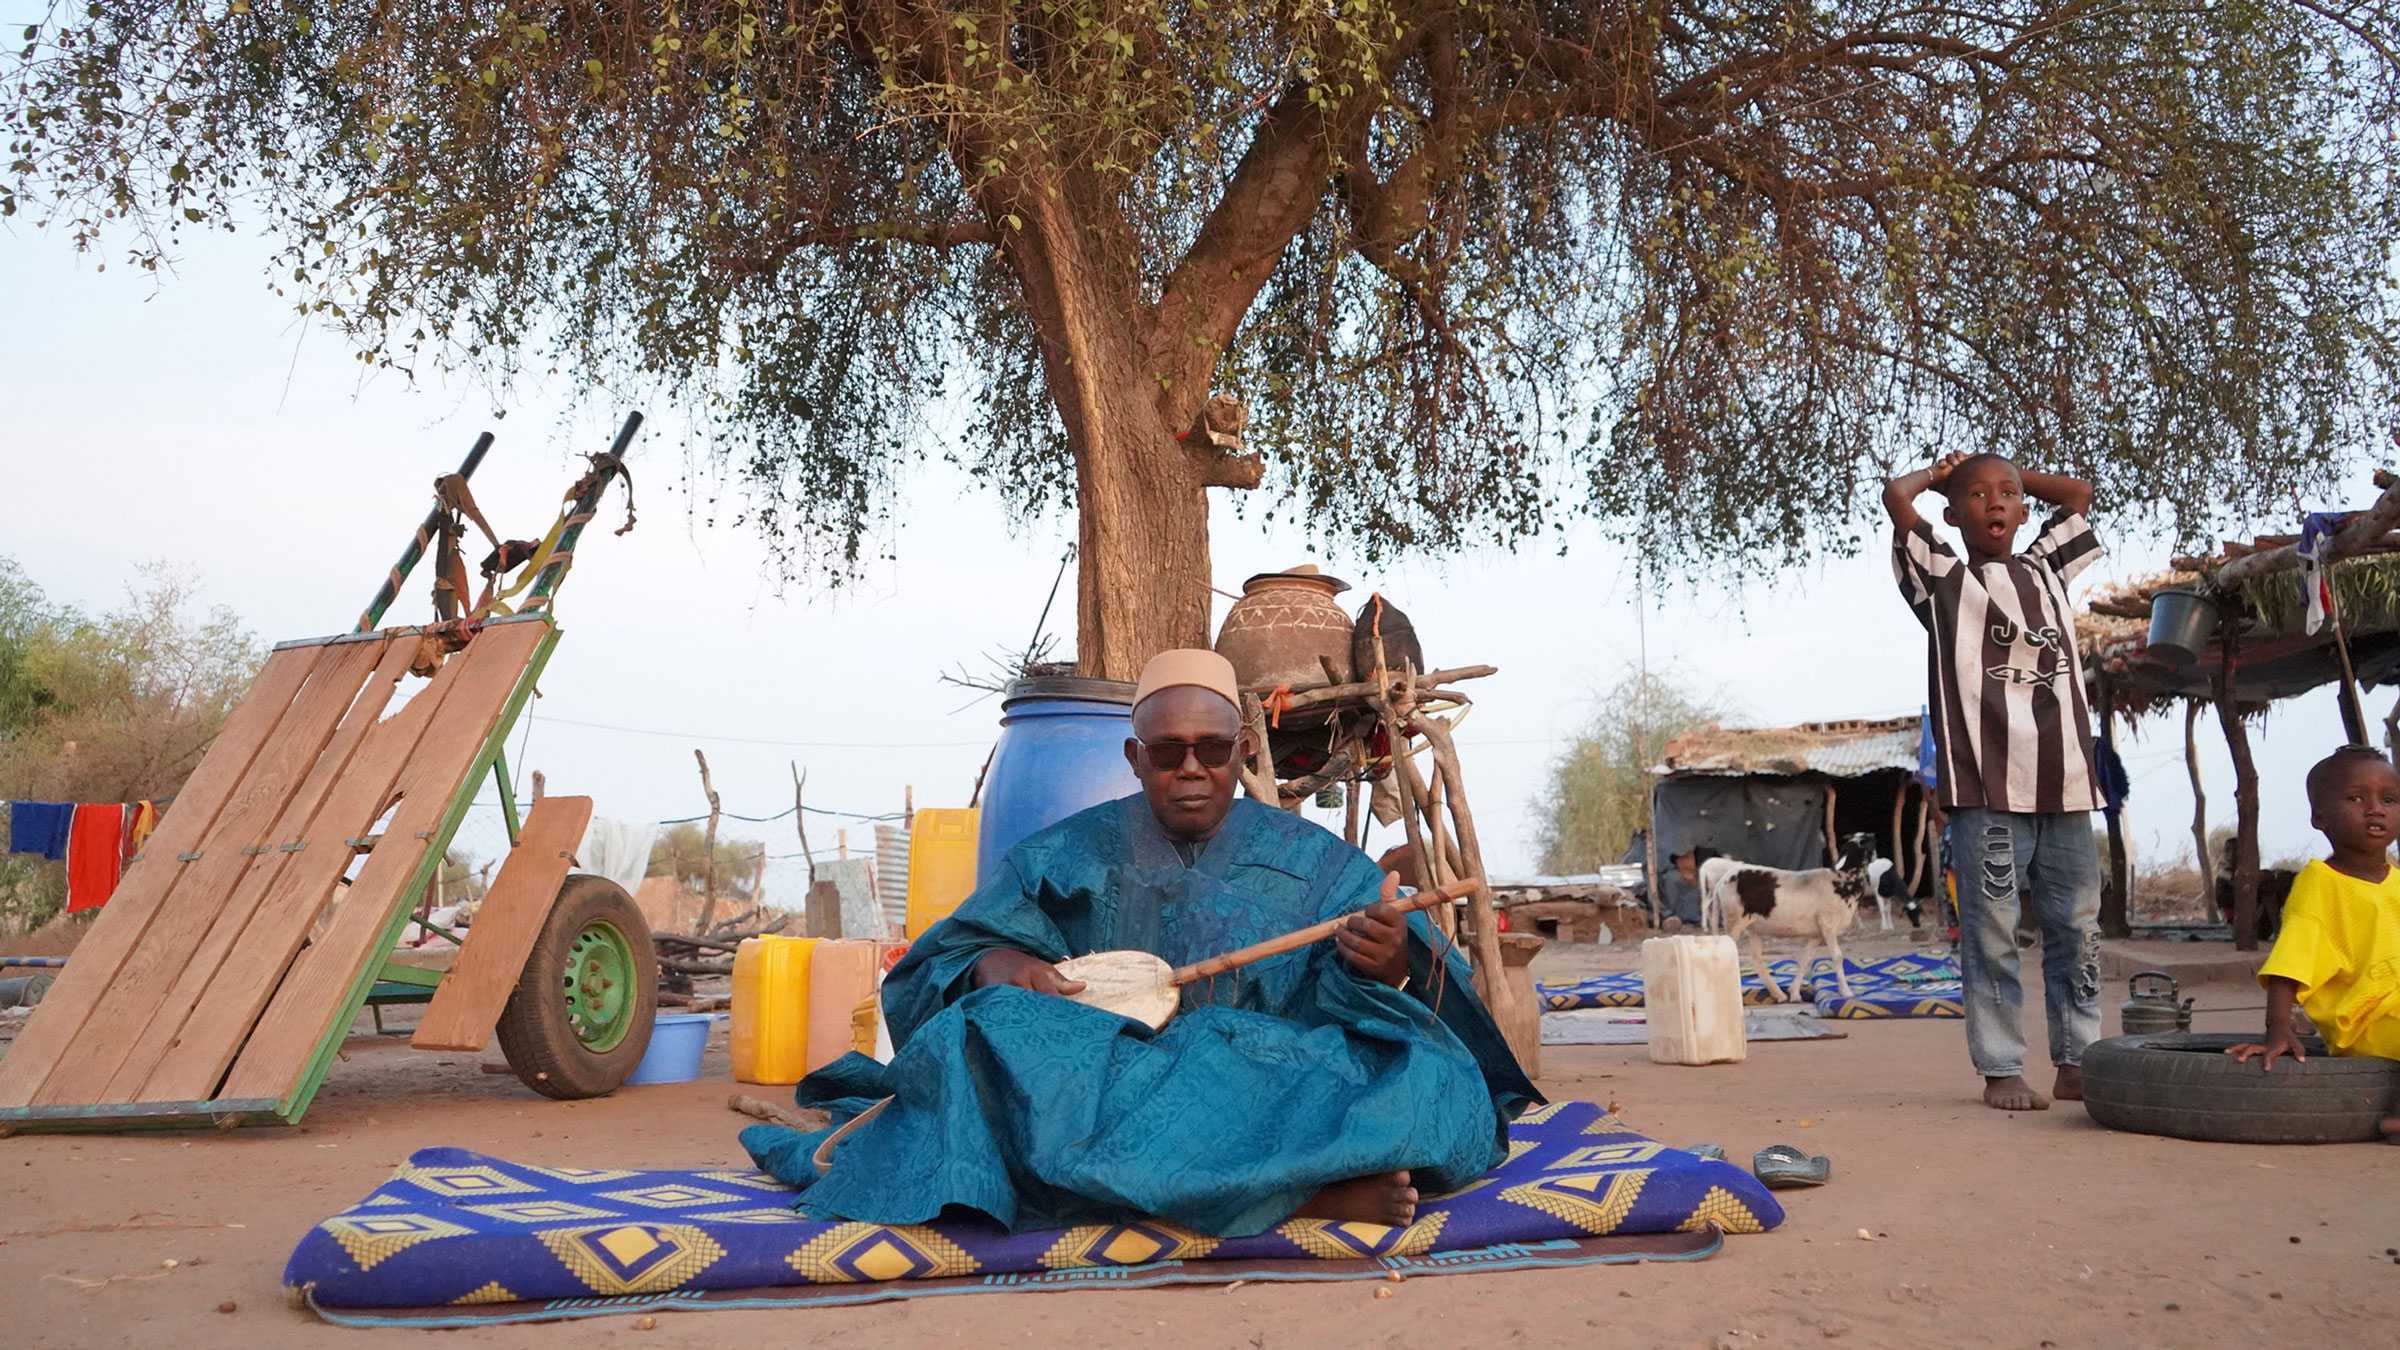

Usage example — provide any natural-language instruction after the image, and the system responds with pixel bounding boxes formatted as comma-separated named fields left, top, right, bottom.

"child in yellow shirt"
left=2227, top=745, right=2400, bottom=1140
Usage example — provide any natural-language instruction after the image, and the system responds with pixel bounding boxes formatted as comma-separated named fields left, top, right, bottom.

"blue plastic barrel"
left=975, top=676, right=1139, bottom=886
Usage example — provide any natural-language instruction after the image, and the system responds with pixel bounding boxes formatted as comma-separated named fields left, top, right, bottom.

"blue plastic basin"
left=974, top=676, right=1138, bottom=887
left=625, top=1012, right=717, bottom=1086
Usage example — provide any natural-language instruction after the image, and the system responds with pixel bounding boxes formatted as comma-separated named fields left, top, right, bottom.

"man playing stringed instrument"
left=742, top=650, right=1537, bottom=1236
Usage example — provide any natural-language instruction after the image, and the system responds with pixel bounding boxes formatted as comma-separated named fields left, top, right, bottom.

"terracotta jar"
left=1213, top=565, right=1354, bottom=692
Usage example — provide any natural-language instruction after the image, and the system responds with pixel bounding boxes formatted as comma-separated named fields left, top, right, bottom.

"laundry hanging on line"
left=66, top=803, right=126, bottom=914
left=5, top=801, right=76, bottom=861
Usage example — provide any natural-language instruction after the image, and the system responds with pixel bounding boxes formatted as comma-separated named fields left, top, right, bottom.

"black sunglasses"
left=1134, top=736, right=1240, bottom=772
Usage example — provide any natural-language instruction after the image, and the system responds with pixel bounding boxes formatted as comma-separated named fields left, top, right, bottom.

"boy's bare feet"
left=1983, top=1075, right=2051, bottom=1111
left=1296, top=1171, right=1418, bottom=1226
left=2052, top=1065, right=2084, bottom=1102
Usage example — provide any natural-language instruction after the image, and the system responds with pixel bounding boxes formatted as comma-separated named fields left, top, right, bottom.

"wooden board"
left=221, top=620, right=549, bottom=1103
left=108, top=636, right=417, bottom=1101
left=138, top=645, right=468, bottom=1104
left=409, top=795, right=594, bottom=1053
left=34, top=639, right=394, bottom=1106
left=0, top=645, right=321, bottom=1108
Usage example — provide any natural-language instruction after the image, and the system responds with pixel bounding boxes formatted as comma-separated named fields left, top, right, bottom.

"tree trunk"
left=976, top=173, right=1223, bottom=680
left=1072, top=414, right=1216, bottom=679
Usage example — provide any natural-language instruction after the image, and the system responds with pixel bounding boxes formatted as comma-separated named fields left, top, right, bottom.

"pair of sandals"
left=1687, top=1141, right=1831, bottom=1189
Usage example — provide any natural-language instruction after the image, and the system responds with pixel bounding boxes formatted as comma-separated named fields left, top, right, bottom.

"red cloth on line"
left=66, top=803, right=126, bottom=913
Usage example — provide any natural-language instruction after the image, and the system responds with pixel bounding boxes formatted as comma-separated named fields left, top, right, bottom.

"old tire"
left=2082, top=1032, right=2400, bottom=1144
left=495, top=875, right=657, bottom=1100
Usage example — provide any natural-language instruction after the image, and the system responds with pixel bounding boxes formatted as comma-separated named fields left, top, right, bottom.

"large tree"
left=7, top=2, right=2395, bottom=676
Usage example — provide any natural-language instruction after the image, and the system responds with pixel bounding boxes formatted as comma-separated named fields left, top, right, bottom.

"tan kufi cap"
left=1133, top=649, right=1241, bottom=711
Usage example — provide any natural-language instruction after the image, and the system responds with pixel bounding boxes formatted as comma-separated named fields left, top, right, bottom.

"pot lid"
left=1001, top=675, right=1137, bottom=706
left=1240, top=563, right=1351, bottom=595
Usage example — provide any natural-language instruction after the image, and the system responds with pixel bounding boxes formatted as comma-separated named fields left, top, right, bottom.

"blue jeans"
left=1950, top=808, right=2104, bottom=1077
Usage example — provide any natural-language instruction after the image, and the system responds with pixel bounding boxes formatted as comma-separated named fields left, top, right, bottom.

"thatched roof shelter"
left=2074, top=463, right=2399, bottom=950
left=2077, top=546, right=2400, bottom=720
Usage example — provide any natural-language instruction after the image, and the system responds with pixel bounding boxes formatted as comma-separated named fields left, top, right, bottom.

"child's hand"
left=2225, top=1027, right=2309, bottom=1071
left=1925, top=451, right=1970, bottom=492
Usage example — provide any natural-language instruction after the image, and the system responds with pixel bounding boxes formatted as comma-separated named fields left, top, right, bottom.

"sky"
left=0, top=222, right=2364, bottom=901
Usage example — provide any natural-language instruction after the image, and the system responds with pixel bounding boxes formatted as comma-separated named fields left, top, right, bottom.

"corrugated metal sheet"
left=1658, top=717, right=1921, bottom=779
left=874, top=824, right=910, bottom=934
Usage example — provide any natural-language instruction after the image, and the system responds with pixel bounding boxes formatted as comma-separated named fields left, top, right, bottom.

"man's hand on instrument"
left=1336, top=872, right=1411, bottom=988
left=972, top=948, right=1088, bottom=997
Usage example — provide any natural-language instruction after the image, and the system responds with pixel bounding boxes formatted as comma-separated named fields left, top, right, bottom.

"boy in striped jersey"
left=1885, top=452, right=2105, bottom=1111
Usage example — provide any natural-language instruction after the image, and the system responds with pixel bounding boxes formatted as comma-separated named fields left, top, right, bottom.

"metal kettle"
left=2120, top=970, right=2193, bottom=1036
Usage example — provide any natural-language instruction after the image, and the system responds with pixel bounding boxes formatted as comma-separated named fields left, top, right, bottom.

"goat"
left=1863, top=857, right=1925, bottom=932
left=1697, top=833, right=1878, bottom=1002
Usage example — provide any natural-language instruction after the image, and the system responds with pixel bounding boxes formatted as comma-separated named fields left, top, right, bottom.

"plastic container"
left=807, top=939, right=883, bottom=1073
left=2145, top=588, right=2218, bottom=668
left=974, top=677, right=1138, bottom=887
left=626, top=1013, right=717, bottom=1085
left=731, top=935, right=818, bottom=1084
left=905, top=808, right=981, bottom=938
left=1640, top=935, right=1747, bottom=1066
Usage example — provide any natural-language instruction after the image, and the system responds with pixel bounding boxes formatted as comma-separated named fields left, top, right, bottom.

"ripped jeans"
left=1949, top=808, right=2103, bottom=1077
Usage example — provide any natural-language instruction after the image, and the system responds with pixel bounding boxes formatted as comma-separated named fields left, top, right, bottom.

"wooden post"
left=2097, top=686, right=2131, bottom=939
left=1820, top=782, right=1839, bottom=866
left=2212, top=627, right=2263, bottom=950
left=2185, top=701, right=2215, bottom=901
left=1924, top=801, right=1943, bottom=924
left=1236, top=692, right=1281, bottom=805
left=1888, top=786, right=1907, bottom=886
left=1414, top=710, right=1536, bottom=1076
left=904, top=784, right=916, bottom=828
left=1343, top=763, right=1363, bottom=849
left=694, top=749, right=723, bottom=935
left=2324, top=575, right=2371, bottom=745
left=1644, top=783, right=1663, bottom=928
left=530, top=769, right=546, bottom=801
left=1903, top=782, right=1927, bottom=895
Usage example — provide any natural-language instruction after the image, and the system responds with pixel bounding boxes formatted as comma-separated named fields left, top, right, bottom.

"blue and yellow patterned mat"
left=285, top=1100, right=1783, bottom=1327
left=1540, top=953, right=1962, bottom=1018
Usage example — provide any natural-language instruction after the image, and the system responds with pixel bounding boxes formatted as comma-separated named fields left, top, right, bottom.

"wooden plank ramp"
left=113, top=635, right=421, bottom=1102
left=136, top=645, right=466, bottom=1104
left=410, top=795, right=593, bottom=1053
left=0, top=617, right=554, bottom=1129
left=223, top=619, right=551, bottom=1108
left=0, top=645, right=321, bottom=1109
left=37, top=638, right=394, bottom=1106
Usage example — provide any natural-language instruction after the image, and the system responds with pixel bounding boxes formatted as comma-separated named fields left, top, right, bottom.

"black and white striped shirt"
left=1893, top=511, right=2104, bottom=814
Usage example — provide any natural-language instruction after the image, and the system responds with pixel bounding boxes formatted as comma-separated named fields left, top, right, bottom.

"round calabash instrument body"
left=1056, top=951, right=1179, bottom=1030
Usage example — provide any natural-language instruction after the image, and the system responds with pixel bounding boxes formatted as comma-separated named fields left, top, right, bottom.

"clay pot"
left=1213, top=565, right=1354, bottom=692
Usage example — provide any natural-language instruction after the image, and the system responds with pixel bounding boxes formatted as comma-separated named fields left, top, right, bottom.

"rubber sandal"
left=1753, top=1143, right=1831, bottom=1189
left=1685, top=1143, right=1727, bottom=1162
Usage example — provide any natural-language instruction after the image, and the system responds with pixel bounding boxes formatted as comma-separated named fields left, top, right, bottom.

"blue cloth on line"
left=7, top=801, right=75, bottom=860
left=742, top=794, right=1540, bottom=1239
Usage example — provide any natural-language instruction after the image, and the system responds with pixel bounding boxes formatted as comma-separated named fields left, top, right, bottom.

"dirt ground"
left=4, top=938, right=2396, bottom=1349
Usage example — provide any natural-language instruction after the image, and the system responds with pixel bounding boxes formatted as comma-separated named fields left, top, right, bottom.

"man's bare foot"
left=2052, top=1066, right=2085, bottom=1102
left=1983, top=1075, right=2052, bottom=1111
left=1296, top=1171, right=1418, bottom=1226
